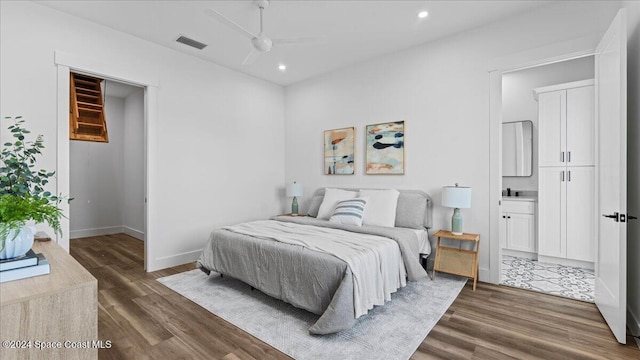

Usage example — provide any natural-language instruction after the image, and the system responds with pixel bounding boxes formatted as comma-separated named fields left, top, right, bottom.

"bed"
left=197, top=188, right=433, bottom=334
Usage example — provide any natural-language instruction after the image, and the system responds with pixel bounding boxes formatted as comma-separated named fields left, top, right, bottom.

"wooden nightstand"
left=433, top=230, right=480, bottom=291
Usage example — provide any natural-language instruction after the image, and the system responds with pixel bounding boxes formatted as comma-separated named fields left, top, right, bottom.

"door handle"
left=561, top=151, right=565, bottom=162
left=568, top=170, right=571, bottom=182
left=561, top=171, right=565, bottom=182
left=568, top=151, right=571, bottom=162
left=629, top=215, right=638, bottom=221
left=602, top=212, right=619, bottom=222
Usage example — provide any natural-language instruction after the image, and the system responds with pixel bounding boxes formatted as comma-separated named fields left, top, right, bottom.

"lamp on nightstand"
left=442, top=183, right=472, bottom=235
left=286, top=181, right=303, bottom=215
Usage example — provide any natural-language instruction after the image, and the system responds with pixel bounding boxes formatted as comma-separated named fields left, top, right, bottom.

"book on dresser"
left=0, top=249, right=38, bottom=271
left=0, top=253, right=50, bottom=283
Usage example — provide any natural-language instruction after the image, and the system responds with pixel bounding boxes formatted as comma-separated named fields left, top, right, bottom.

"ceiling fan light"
left=278, top=64, right=287, bottom=71
left=418, top=10, right=429, bottom=19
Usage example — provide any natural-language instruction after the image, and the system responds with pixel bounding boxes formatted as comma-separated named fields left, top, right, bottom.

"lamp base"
left=451, top=208, right=464, bottom=235
left=291, top=197, right=299, bottom=215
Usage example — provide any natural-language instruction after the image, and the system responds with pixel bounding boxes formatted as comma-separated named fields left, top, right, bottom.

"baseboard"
left=70, top=226, right=123, bottom=239
left=148, top=249, right=201, bottom=272
left=502, top=248, right=537, bottom=260
left=478, top=267, right=492, bottom=283
left=628, top=306, right=640, bottom=337
left=122, top=226, right=144, bottom=241
left=538, top=255, right=594, bottom=270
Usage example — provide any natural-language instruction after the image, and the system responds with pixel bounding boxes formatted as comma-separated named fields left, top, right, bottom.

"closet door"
left=538, top=167, right=566, bottom=257
left=566, top=167, right=595, bottom=262
left=566, top=86, right=595, bottom=166
left=538, top=91, right=567, bottom=167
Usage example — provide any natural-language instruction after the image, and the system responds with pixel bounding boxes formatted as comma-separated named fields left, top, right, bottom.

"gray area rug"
left=158, top=269, right=466, bottom=360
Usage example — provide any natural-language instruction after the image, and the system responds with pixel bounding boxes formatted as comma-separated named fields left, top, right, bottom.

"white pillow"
left=329, top=198, right=368, bottom=226
left=317, top=188, right=358, bottom=220
left=358, top=189, right=400, bottom=227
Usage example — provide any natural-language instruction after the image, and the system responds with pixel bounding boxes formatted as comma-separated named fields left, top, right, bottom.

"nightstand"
left=278, top=214, right=308, bottom=217
left=433, top=230, right=480, bottom=291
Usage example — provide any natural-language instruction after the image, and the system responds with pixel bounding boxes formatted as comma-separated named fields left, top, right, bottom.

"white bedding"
left=223, top=220, right=407, bottom=318
left=410, top=229, right=431, bottom=255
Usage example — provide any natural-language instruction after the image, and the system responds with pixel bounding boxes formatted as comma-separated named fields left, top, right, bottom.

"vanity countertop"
left=502, top=196, right=537, bottom=202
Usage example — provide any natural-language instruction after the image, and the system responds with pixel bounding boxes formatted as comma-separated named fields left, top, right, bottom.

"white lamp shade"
left=286, top=182, right=303, bottom=197
left=442, top=186, right=472, bottom=209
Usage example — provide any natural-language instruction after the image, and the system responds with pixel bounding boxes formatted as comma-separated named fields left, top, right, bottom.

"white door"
left=595, top=9, right=627, bottom=344
left=538, top=91, right=566, bottom=167
left=566, top=86, right=595, bottom=167
left=538, top=167, right=566, bottom=258
left=566, top=166, right=595, bottom=262
left=507, top=213, right=536, bottom=253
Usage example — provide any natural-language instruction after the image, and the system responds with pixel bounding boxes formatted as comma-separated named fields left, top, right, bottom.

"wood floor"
left=70, top=234, right=639, bottom=360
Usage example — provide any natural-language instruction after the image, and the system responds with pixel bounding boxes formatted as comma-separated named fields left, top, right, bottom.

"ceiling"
left=38, top=1, right=554, bottom=86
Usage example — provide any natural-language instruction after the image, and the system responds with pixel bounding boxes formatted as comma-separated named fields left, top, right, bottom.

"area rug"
left=158, top=269, right=466, bottom=360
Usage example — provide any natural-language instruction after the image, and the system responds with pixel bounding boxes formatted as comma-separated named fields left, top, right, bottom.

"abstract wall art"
left=366, top=121, right=404, bottom=174
left=324, top=127, right=355, bottom=175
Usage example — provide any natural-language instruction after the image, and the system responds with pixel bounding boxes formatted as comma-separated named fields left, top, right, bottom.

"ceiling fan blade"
left=242, top=49, right=261, bottom=65
left=204, top=8, right=257, bottom=40
left=272, top=37, right=327, bottom=46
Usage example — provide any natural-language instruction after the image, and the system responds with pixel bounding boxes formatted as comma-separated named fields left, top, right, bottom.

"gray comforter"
left=197, top=216, right=428, bottom=334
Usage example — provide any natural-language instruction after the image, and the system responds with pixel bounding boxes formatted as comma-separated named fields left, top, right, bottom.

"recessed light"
left=418, top=11, right=429, bottom=19
left=278, top=64, right=287, bottom=71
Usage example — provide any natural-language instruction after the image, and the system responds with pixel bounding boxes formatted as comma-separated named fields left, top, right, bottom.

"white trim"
left=70, top=226, right=123, bottom=239
left=537, top=255, right=594, bottom=270
left=151, top=249, right=201, bottom=271
left=502, top=249, right=537, bottom=260
left=123, top=226, right=145, bottom=241
left=488, top=35, right=599, bottom=72
left=55, top=50, right=158, bottom=271
left=488, top=37, right=598, bottom=285
left=54, top=51, right=160, bottom=88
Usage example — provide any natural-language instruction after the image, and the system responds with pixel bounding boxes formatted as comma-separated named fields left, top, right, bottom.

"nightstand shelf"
left=433, top=230, right=480, bottom=291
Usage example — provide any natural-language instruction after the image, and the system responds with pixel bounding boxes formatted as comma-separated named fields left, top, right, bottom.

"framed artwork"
left=366, top=121, right=405, bottom=174
left=324, top=127, right=355, bottom=175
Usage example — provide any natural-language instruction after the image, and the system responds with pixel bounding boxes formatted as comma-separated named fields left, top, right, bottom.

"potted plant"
left=0, top=116, right=66, bottom=259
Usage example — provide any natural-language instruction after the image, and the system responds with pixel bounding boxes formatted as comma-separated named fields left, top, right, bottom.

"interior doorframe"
left=54, top=50, right=159, bottom=271
left=487, top=36, right=599, bottom=284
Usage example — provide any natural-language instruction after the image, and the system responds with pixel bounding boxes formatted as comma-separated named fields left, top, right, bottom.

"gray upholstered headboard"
left=311, top=188, right=433, bottom=229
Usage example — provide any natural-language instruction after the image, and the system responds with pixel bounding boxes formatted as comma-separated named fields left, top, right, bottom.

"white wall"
left=284, top=1, right=622, bottom=281
left=123, top=89, right=145, bottom=240
left=624, top=0, right=640, bottom=338
left=0, top=1, right=285, bottom=270
left=69, top=96, right=125, bottom=238
left=502, top=56, right=594, bottom=191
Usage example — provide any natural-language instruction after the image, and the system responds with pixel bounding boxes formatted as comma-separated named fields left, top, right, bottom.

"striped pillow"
left=329, top=198, right=368, bottom=226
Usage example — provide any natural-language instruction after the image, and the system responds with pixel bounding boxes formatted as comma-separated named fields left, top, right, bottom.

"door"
left=566, top=86, right=595, bottom=166
left=538, top=167, right=565, bottom=258
left=538, top=91, right=566, bottom=167
left=507, top=213, right=536, bottom=253
left=595, top=9, right=627, bottom=344
left=566, top=166, right=595, bottom=262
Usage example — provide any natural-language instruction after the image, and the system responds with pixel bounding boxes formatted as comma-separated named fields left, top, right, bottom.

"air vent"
left=176, top=35, right=207, bottom=50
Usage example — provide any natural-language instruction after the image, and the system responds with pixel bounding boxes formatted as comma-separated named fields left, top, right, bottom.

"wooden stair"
left=69, top=73, right=109, bottom=142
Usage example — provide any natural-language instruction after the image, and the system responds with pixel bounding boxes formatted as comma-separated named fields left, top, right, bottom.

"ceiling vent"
left=176, top=35, right=207, bottom=50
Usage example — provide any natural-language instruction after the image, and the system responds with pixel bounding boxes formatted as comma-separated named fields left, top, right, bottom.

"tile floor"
left=501, top=255, right=595, bottom=302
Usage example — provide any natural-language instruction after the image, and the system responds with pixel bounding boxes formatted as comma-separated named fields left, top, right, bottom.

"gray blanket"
left=197, top=216, right=428, bottom=334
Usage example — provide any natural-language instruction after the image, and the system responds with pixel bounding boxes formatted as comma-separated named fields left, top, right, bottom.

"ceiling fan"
left=204, top=0, right=322, bottom=65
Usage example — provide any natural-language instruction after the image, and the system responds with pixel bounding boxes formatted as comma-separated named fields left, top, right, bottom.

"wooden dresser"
left=0, top=241, right=98, bottom=360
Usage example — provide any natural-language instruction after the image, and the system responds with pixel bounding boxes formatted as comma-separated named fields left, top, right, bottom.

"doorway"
left=69, top=77, right=145, bottom=251
left=499, top=57, right=596, bottom=302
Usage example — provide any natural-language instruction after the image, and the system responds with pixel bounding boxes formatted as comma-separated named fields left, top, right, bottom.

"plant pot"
left=0, top=226, right=36, bottom=260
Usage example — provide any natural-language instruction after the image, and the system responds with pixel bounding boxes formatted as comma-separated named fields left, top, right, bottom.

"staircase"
left=69, top=73, right=109, bottom=142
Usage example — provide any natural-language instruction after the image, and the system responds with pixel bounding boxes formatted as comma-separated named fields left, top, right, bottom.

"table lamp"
left=442, top=183, right=472, bottom=235
left=286, top=181, right=303, bottom=215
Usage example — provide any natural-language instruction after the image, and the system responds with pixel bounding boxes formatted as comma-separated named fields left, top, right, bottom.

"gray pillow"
left=307, top=194, right=324, bottom=217
left=395, top=193, right=427, bottom=229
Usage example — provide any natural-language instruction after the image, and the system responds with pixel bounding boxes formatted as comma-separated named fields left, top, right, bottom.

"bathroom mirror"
left=502, top=120, right=533, bottom=177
